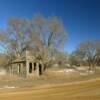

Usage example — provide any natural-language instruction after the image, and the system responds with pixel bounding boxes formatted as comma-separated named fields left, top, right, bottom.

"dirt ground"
left=0, top=77, right=100, bottom=100
left=0, top=67, right=100, bottom=100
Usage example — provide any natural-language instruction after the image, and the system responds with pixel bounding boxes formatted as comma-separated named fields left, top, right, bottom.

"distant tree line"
left=69, top=40, right=100, bottom=71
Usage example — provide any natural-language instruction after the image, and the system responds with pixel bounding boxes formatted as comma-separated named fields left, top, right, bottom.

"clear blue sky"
left=0, top=0, right=100, bottom=53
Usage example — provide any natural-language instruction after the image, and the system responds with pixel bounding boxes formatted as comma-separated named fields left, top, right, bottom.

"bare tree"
left=75, top=40, right=100, bottom=71
left=27, top=14, right=67, bottom=70
left=0, top=14, right=67, bottom=72
left=0, top=17, right=30, bottom=66
left=69, top=51, right=81, bottom=66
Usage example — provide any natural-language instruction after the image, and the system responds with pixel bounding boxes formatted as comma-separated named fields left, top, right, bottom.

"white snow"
left=52, top=69, right=75, bottom=73
left=0, top=86, right=16, bottom=89
left=0, top=69, right=7, bottom=75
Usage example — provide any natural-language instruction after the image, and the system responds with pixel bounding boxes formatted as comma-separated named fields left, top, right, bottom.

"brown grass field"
left=0, top=77, right=100, bottom=100
left=0, top=67, right=100, bottom=100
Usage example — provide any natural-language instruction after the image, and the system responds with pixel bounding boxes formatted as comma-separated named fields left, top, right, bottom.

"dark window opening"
left=29, top=62, right=32, bottom=73
left=39, top=64, right=42, bottom=75
left=34, top=62, right=36, bottom=70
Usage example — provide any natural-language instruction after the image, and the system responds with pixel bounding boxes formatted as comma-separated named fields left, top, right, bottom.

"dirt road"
left=0, top=78, right=100, bottom=100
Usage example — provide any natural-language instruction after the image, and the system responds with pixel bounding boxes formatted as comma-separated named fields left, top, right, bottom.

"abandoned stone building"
left=8, top=50, right=44, bottom=78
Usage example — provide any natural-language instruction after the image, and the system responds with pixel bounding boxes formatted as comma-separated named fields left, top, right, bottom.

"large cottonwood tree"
left=0, top=14, right=67, bottom=70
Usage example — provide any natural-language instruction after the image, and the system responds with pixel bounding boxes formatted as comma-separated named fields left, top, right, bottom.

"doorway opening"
left=34, top=62, right=36, bottom=71
left=29, top=62, right=32, bottom=73
left=39, top=64, right=42, bottom=75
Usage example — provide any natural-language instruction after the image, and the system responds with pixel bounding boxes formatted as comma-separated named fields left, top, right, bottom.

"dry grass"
left=0, top=67, right=100, bottom=88
left=0, top=76, right=100, bottom=100
left=0, top=67, right=100, bottom=99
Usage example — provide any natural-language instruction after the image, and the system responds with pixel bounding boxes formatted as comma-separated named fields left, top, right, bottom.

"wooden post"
left=36, top=62, right=39, bottom=77
left=26, top=60, right=29, bottom=78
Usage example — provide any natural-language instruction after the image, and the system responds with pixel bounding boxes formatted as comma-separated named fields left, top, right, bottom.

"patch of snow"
left=65, top=69, right=74, bottom=72
left=65, top=64, right=70, bottom=67
left=4, top=86, right=16, bottom=89
left=53, top=69, right=75, bottom=73
left=89, top=70, right=95, bottom=74
left=0, top=69, right=7, bottom=75
left=53, top=64, right=59, bottom=67
left=0, top=86, right=16, bottom=89
left=76, top=67, right=87, bottom=70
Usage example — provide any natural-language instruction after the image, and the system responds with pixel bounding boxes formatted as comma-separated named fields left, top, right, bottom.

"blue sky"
left=0, top=0, right=100, bottom=53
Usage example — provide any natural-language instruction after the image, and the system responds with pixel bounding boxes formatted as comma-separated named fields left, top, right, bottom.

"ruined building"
left=8, top=50, right=44, bottom=78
